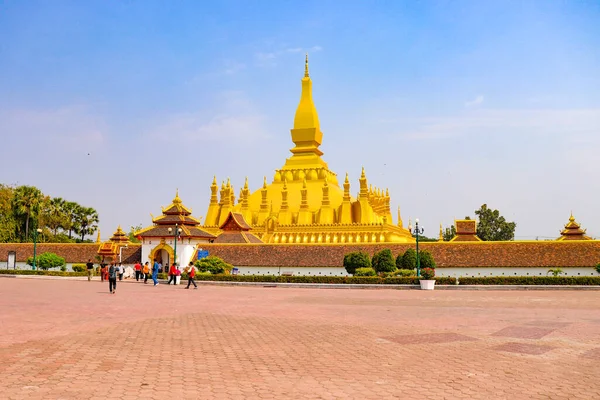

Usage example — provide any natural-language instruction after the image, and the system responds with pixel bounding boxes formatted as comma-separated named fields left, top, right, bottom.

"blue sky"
left=1, top=0, right=599, bottom=240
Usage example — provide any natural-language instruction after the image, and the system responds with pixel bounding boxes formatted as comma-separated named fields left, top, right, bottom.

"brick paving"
left=0, top=278, right=599, bottom=399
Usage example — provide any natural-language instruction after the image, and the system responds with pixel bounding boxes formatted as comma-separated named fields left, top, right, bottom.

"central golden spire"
left=293, top=54, right=320, bottom=131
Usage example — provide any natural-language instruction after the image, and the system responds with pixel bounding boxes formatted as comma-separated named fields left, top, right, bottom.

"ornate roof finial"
left=361, top=166, right=366, bottom=179
left=244, top=176, right=249, bottom=189
left=96, top=229, right=101, bottom=243
left=173, top=189, right=182, bottom=204
left=439, top=223, right=444, bottom=241
left=212, top=176, right=217, bottom=185
left=397, top=206, right=403, bottom=228
left=226, top=178, right=231, bottom=188
left=262, top=176, right=267, bottom=189
left=304, top=53, right=309, bottom=77
left=344, top=172, right=349, bottom=184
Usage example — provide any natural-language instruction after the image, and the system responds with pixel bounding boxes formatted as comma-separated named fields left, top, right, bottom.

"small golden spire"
left=212, top=176, right=217, bottom=185
left=226, top=178, right=231, bottom=188
left=304, top=53, right=309, bottom=77
left=262, top=176, right=267, bottom=189
left=397, top=206, right=403, bottom=228
left=173, top=189, right=181, bottom=204
left=385, top=188, right=389, bottom=197
left=361, top=166, right=366, bottom=179
left=96, top=229, right=101, bottom=243
left=244, top=176, right=249, bottom=189
left=439, top=223, right=444, bottom=241
left=345, top=172, right=349, bottom=184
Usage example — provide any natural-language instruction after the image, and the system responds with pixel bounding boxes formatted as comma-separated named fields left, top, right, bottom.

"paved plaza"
left=1, top=278, right=599, bottom=399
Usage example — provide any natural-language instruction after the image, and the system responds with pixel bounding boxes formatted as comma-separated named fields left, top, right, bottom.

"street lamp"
left=32, top=228, right=42, bottom=270
left=168, top=224, right=182, bottom=266
left=119, top=244, right=129, bottom=263
left=408, top=218, right=425, bottom=277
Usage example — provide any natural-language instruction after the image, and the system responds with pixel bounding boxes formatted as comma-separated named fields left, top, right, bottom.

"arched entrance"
left=149, top=241, right=174, bottom=273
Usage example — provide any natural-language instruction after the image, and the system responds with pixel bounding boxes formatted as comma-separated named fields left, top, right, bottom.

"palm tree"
left=62, top=201, right=80, bottom=239
left=45, top=197, right=66, bottom=235
left=75, top=206, right=99, bottom=241
left=11, top=185, right=44, bottom=240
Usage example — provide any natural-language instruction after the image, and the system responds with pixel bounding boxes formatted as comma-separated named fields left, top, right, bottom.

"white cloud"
left=255, top=45, right=323, bottom=66
left=0, top=106, right=106, bottom=152
left=392, top=108, right=600, bottom=141
left=146, top=91, right=270, bottom=143
left=465, top=95, right=484, bottom=107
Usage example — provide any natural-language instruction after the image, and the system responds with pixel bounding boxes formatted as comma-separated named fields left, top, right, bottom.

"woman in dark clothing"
left=108, top=263, right=117, bottom=294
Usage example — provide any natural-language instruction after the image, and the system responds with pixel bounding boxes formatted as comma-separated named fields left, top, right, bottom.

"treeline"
left=0, top=184, right=99, bottom=243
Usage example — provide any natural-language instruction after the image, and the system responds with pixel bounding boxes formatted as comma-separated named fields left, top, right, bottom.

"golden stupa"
left=203, top=55, right=414, bottom=244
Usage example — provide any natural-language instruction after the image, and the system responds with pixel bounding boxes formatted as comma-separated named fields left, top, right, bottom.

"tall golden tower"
left=203, top=56, right=414, bottom=243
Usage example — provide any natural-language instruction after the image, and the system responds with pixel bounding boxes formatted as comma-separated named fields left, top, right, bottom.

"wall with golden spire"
left=203, top=56, right=414, bottom=244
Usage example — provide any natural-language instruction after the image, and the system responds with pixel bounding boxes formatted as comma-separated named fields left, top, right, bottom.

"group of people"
left=85, top=258, right=198, bottom=294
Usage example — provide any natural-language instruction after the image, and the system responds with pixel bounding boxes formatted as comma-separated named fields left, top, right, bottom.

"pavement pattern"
left=0, top=278, right=599, bottom=399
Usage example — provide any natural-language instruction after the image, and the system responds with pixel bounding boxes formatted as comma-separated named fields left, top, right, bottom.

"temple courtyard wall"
left=2, top=241, right=600, bottom=277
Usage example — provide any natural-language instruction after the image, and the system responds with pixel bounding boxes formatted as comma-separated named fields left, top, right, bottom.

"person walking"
left=134, top=262, right=142, bottom=281
left=108, top=263, right=117, bottom=294
left=143, top=262, right=150, bottom=284
left=167, top=263, right=177, bottom=285
left=152, top=259, right=159, bottom=286
left=184, top=261, right=197, bottom=289
left=117, top=263, right=124, bottom=281
left=86, top=259, right=94, bottom=281
left=100, top=264, right=107, bottom=282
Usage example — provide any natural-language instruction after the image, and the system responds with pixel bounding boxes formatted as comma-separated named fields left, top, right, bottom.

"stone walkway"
left=1, top=279, right=599, bottom=399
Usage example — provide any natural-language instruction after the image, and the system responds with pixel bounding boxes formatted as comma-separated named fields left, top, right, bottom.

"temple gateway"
left=202, top=56, right=414, bottom=244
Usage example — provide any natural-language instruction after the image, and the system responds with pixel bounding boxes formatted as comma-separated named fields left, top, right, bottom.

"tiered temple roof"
left=449, top=219, right=481, bottom=242
left=213, top=212, right=263, bottom=244
left=203, top=56, right=413, bottom=244
left=557, top=214, right=592, bottom=241
left=97, top=226, right=131, bottom=262
left=136, top=191, right=216, bottom=240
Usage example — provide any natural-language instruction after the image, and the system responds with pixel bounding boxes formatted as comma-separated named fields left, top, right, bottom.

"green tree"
left=343, top=251, right=371, bottom=275
left=0, top=184, right=18, bottom=242
left=74, top=206, right=99, bottom=241
left=128, top=224, right=143, bottom=243
left=475, top=204, right=516, bottom=241
left=372, top=249, right=396, bottom=273
left=443, top=225, right=456, bottom=241
left=401, top=248, right=417, bottom=269
left=419, top=250, right=436, bottom=269
left=12, top=185, right=44, bottom=240
left=195, top=256, right=233, bottom=274
left=62, top=201, right=80, bottom=239
left=43, top=197, right=67, bottom=235
left=26, top=252, right=66, bottom=270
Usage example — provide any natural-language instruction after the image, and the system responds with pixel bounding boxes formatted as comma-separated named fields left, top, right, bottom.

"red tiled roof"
left=202, top=241, right=600, bottom=268
left=137, top=225, right=216, bottom=239
left=213, top=232, right=263, bottom=244
left=0, top=243, right=142, bottom=264
left=219, top=212, right=252, bottom=231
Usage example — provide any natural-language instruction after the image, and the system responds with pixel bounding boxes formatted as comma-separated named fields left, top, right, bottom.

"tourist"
left=143, top=262, right=150, bottom=284
left=100, top=264, right=107, bottom=282
left=134, top=262, right=142, bottom=281
left=117, top=263, right=124, bottom=281
left=167, top=263, right=177, bottom=285
left=184, top=261, right=197, bottom=289
left=86, top=259, right=94, bottom=281
left=108, top=263, right=117, bottom=294
left=152, top=259, right=159, bottom=286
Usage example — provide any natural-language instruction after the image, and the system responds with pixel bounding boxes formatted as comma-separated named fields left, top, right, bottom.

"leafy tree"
left=372, top=249, right=396, bottom=273
left=74, top=206, right=99, bottom=241
left=44, top=197, right=67, bottom=235
left=62, top=201, right=80, bottom=239
left=0, top=184, right=18, bottom=242
left=419, top=250, right=436, bottom=269
left=26, top=252, right=66, bottom=270
left=128, top=224, right=143, bottom=243
left=12, top=185, right=44, bottom=240
left=443, top=225, right=456, bottom=241
left=343, top=251, right=371, bottom=275
left=395, top=253, right=403, bottom=269
left=475, top=204, right=516, bottom=241
left=195, top=256, right=233, bottom=274
left=401, top=248, right=417, bottom=270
